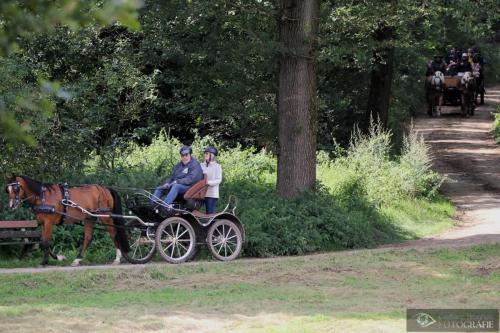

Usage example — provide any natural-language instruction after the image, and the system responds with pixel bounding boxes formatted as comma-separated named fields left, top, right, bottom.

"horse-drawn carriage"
left=426, top=71, right=477, bottom=117
left=4, top=175, right=244, bottom=266
left=121, top=187, right=244, bottom=264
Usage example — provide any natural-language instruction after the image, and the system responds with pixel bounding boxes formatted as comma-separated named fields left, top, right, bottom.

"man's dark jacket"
left=164, top=158, right=204, bottom=186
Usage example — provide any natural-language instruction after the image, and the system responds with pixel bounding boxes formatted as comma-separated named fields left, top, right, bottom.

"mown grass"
left=0, top=243, right=498, bottom=332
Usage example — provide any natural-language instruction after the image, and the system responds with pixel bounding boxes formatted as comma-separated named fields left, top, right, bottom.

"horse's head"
left=461, top=72, right=475, bottom=90
left=5, top=175, right=30, bottom=209
left=472, top=67, right=480, bottom=79
left=431, top=71, right=445, bottom=90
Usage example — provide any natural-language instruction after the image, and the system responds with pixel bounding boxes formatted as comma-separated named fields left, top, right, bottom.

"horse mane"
left=9, top=175, right=54, bottom=196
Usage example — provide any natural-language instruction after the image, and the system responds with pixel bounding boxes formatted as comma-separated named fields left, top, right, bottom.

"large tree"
left=365, top=20, right=396, bottom=128
left=277, top=0, right=320, bottom=198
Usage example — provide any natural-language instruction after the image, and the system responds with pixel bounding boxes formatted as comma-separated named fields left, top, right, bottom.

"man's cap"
left=180, top=145, right=192, bottom=155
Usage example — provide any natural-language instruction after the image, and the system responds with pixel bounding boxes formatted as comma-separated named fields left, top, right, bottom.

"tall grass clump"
left=321, top=121, right=443, bottom=207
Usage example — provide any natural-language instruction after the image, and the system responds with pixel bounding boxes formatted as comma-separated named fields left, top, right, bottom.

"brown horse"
left=5, top=175, right=129, bottom=266
left=425, top=71, right=445, bottom=117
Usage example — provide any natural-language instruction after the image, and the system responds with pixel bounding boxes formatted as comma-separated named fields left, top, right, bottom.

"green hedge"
left=0, top=124, right=445, bottom=260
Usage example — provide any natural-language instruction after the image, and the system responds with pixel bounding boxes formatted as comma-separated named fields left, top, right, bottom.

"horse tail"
left=108, top=187, right=130, bottom=253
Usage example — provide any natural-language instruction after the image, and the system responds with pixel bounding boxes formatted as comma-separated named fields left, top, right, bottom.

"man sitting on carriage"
left=152, top=145, right=204, bottom=207
left=448, top=53, right=472, bottom=75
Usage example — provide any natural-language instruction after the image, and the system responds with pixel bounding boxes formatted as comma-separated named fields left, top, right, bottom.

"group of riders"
left=425, top=46, right=486, bottom=117
left=426, top=46, right=485, bottom=78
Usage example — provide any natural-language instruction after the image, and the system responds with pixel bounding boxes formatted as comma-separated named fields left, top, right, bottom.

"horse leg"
left=71, top=221, right=93, bottom=267
left=40, top=221, right=55, bottom=266
left=102, top=217, right=122, bottom=265
left=437, top=94, right=442, bottom=116
left=461, top=94, right=466, bottom=117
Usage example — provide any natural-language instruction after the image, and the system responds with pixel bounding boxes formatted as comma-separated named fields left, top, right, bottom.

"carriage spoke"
left=138, top=243, right=143, bottom=258
left=163, top=241, right=174, bottom=253
left=161, top=229, right=174, bottom=241
left=177, top=229, right=189, bottom=239
left=175, top=222, right=181, bottom=238
left=226, top=234, right=237, bottom=241
left=170, top=241, right=176, bottom=257
left=132, top=243, right=139, bottom=258
left=177, top=241, right=188, bottom=253
left=212, top=240, right=224, bottom=247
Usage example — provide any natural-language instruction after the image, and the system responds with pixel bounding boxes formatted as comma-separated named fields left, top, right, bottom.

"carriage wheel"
left=207, top=219, right=243, bottom=261
left=155, top=217, right=196, bottom=264
left=121, top=221, right=156, bottom=264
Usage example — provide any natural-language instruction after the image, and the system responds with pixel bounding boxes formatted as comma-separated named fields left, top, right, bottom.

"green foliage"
left=0, top=0, right=142, bottom=144
left=1, top=124, right=450, bottom=261
left=494, top=106, right=500, bottom=144
left=324, top=121, right=443, bottom=207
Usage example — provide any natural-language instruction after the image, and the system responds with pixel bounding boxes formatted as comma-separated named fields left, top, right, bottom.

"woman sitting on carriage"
left=201, top=146, right=222, bottom=214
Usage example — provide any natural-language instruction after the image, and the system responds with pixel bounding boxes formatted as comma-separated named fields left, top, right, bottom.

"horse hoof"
left=112, top=260, right=121, bottom=265
left=71, top=259, right=82, bottom=267
left=56, top=255, right=67, bottom=261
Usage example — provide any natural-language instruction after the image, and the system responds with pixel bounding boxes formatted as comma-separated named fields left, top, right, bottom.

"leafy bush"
left=0, top=124, right=444, bottom=261
left=493, top=105, right=500, bottom=144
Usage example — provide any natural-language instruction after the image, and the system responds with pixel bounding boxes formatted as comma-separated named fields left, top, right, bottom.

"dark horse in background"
left=5, top=175, right=129, bottom=266
left=473, top=63, right=485, bottom=105
left=425, top=71, right=445, bottom=117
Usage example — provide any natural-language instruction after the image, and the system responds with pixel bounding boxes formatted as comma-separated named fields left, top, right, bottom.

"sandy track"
left=389, top=86, right=500, bottom=248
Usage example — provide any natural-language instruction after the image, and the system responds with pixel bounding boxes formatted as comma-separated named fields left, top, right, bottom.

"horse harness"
left=26, top=183, right=112, bottom=224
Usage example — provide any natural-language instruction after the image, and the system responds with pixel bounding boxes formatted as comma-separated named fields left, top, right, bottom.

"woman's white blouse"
left=201, top=161, right=222, bottom=198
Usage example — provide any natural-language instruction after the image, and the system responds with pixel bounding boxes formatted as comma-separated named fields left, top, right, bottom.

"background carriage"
left=443, top=75, right=462, bottom=106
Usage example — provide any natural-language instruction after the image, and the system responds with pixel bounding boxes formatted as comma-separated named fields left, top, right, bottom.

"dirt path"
left=1, top=88, right=499, bottom=275
left=388, top=86, right=500, bottom=249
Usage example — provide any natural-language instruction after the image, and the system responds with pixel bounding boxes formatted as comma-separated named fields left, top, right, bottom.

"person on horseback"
left=455, top=53, right=473, bottom=74
left=426, top=54, right=447, bottom=76
left=201, top=146, right=222, bottom=214
left=445, top=47, right=460, bottom=65
left=153, top=145, right=204, bottom=206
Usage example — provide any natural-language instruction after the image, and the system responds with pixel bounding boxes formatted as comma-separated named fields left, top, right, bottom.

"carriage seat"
left=183, top=175, right=208, bottom=200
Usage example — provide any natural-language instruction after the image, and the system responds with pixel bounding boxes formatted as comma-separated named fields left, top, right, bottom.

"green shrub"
left=494, top=105, right=500, bottom=144
left=1, top=124, right=444, bottom=261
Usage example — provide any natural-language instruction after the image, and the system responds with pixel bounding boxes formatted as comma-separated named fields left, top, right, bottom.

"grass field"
left=0, top=243, right=498, bottom=332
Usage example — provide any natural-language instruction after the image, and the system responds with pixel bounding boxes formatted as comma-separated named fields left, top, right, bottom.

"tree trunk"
left=365, top=21, right=396, bottom=128
left=277, top=0, right=320, bottom=199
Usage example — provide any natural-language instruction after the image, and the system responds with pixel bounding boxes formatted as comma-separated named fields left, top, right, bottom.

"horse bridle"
left=6, top=181, right=21, bottom=208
